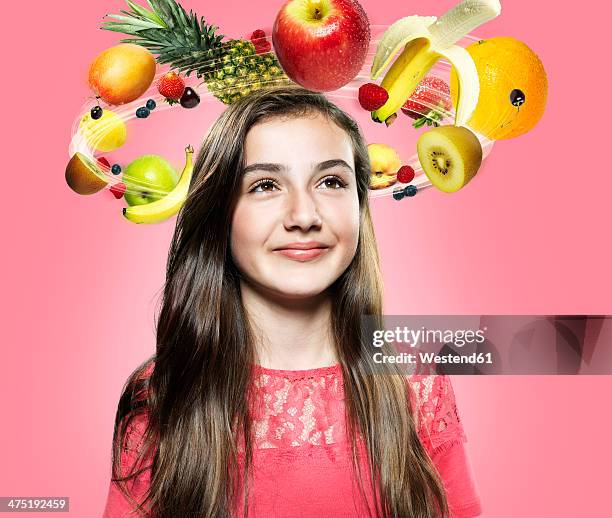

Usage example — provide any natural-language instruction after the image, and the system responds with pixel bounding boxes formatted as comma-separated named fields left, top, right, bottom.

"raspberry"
left=250, top=29, right=267, bottom=45
left=254, top=40, right=272, bottom=54
left=397, top=165, right=415, bottom=184
left=358, top=83, right=389, bottom=111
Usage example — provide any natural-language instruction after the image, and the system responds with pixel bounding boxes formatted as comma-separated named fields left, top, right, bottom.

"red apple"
left=272, top=0, right=370, bottom=92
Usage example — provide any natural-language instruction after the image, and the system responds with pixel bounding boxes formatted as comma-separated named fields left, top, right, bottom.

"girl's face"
left=230, top=112, right=360, bottom=301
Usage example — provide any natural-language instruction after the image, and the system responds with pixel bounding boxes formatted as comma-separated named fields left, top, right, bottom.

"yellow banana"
left=122, top=145, right=194, bottom=224
left=371, top=0, right=501, bottom=126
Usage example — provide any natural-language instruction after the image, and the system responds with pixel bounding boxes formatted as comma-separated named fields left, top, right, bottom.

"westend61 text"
left=373, top=352, right=493, bottom=365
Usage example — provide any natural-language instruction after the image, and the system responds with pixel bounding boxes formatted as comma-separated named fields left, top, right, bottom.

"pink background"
left=2, top=0, right=611, bottom=516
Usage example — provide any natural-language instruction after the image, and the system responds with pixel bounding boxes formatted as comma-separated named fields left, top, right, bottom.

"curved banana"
left=122, top=145, right=194, bottom=224
left=371, top=0, right=501, bottom=126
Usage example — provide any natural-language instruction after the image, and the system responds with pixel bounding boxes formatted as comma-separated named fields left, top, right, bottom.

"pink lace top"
left=102, top=364, right=482, bottom=517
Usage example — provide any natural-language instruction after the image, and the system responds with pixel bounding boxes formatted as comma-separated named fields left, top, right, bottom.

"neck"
left=240, top=279, right=338, bottom=370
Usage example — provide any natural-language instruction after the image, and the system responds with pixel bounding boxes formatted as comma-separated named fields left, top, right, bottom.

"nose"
left=283, top=188, right=322, bottom=231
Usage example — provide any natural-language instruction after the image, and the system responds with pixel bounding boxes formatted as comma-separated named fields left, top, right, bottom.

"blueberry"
left=136, top=107, right=150, bottom=118
left=90, top=106, right=103, bottom=120
left=111, top=164, right=122, bottom=175
left=392, top=189, right=405, bottom=201
left=404, top=185, right=418, bottom=197
left=146, top=99, right=156, bottom=110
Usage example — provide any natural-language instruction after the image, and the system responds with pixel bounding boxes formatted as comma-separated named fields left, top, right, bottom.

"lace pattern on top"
left=247, top=365, right=346, bottom=450
left=244, top=364, right=467, bottom=457
left=407, top=373, right=468, bottom=456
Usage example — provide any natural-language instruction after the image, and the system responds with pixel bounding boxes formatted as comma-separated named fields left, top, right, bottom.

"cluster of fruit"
left=101, top=0, right=372, bottom=96
left=66, top=144, right=195, bottom=224
left=66, top=0, right=375, bottom=224
left=359, top=0, right=547, bottom=195
left=393, top=165, right=418, bottom=200
left=96, top=157, right=119, bottom=174
left=121, top=147, right=195, bottom=224
left=367, top=122, right=482, bottom=197
left=157, top=72, right=200, bottom=108
left=359, top=77, right=452, bottom=129
left=368, top=144, right=414, bottom=190
left=66, top=0, right=550, bottom=226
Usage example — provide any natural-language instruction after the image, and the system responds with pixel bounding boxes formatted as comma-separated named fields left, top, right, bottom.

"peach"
left=88, top=44, right=156, bottom=105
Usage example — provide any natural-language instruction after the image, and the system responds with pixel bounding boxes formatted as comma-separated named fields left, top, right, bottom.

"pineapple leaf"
left=126, top=0, right=166, bottom=26
left=118, top=9, right=144, bottom=20
left=190, top=11, right=200, bottom=42
left=102, top=23, right=151, bottom=36
left=103, top=0, right=228, bottom=77
left=172, top=1, right=191, bottom=30
left=148, top=0, right=175, bottom=28
left=104, top=13, right=161, bottom=30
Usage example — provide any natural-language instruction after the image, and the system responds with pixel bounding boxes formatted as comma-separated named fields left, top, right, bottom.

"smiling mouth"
left=273, top=247, right=330, bottom=262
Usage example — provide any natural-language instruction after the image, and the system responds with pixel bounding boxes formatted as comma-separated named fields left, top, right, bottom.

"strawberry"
left=358, top=83, right=389, bottom=111
left=110, top=182, right=126, bottom=199
left=157, top=71, right=185, bottom=104
left=401, top=77, right=452, bottom=128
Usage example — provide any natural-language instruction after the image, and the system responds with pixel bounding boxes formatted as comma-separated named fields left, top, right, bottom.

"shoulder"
left=406, top=374, right=467, bottom=454
left=115, top=358, right=156, bottom=472
left=122, top=358, right=155, bottom=409
left=407, top=375, right=483, bottom=516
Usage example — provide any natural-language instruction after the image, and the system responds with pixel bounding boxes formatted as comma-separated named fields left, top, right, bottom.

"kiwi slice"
left=416, top=126, right=483, bottom=193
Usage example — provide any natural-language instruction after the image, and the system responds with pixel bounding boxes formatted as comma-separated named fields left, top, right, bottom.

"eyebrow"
left=241, top=159, right=354, bottom=177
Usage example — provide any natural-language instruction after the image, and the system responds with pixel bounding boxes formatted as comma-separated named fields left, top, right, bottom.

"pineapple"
left=102, top=0, right=293, bottom=104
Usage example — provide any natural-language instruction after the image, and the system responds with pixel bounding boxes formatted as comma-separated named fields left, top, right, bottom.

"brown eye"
left=319, top=176, right=347, bottom=189
left=250, top=179, right=279, bottom=193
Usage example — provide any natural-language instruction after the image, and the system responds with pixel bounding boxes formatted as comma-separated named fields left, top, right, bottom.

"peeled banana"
left=122, top=145, right=194, bottom=224
left=371, top=0, right=502, bottom=126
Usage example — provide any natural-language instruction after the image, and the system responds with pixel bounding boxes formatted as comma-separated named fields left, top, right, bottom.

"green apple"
left=123, top=155, right=178, bottom=206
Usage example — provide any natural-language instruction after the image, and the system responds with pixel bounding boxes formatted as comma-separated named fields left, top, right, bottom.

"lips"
left=274, top=241, right=329, bottom=250
left=274, top=247, right=329, bottom=262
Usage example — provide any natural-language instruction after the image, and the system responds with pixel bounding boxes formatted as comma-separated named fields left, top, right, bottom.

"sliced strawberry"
left=358, top=83, right=389, bottom=111
left=401, top=77, right=452, bottom=128
left=97, top=157, right=111, bottom=170
left=110, top=182, right=126, bottom=199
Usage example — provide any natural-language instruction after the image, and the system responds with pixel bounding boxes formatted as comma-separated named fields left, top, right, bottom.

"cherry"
left=180, top=87, right=200, bottom=109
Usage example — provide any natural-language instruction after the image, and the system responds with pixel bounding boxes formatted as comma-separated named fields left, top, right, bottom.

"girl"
left=102, top=85, right=482, bottom=518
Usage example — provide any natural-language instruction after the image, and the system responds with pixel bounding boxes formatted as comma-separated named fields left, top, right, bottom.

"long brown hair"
left=110, top=84, right=449, bottom=517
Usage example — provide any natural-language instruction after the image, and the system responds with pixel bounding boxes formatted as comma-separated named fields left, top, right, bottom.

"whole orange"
left=450, top=37, right=548, bottom=140
left=88, top=44, right=156, bottom=105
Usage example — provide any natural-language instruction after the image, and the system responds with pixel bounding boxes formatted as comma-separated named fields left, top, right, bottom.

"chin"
left=268, top=281, right=331, bottom=300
